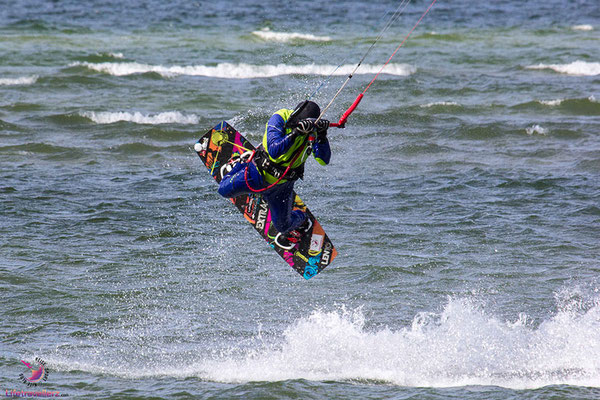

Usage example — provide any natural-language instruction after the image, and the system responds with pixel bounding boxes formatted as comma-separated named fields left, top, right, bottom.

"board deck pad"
left=195, top=121, right=337, bottom=279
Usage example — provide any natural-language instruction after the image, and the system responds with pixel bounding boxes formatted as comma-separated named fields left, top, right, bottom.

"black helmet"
left=286, top=100, right=320, bottom=129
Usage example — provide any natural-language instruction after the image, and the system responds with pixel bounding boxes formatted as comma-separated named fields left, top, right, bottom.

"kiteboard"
left=194, top=121, right=337, bottom=279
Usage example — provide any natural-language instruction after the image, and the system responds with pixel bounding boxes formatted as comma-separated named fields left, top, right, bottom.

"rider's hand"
left=316, top=119, right=329, bottom=133
left=315, top=119, right=329, bottom=142
left=295, top=119, right=315, bottom=135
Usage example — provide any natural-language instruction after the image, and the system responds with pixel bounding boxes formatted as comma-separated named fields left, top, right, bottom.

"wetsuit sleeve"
left=312, top=138, right=331, bottom=165
left=265, top=113, right=296, bottom=159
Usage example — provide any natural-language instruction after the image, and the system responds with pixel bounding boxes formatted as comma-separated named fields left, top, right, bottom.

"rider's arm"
left=313, top=139, right=330, bottom=165
left=265, top=113, right=295, bottom=159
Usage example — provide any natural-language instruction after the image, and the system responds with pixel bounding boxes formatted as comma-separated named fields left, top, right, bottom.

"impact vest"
left=257, top=109, right=311, bottom=184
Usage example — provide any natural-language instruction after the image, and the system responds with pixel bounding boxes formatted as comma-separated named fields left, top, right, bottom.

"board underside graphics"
left=195, top=121, right=337, bottom=279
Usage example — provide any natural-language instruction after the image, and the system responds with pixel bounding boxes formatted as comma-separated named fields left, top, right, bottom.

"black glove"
left=315, top=119, right=329, bottom=142
left=296, top=119, right=315, bottom=135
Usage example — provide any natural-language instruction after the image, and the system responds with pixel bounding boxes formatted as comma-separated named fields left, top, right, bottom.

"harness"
left=244, top=143, right=310, bottom=193
left=243, top=108, right=313, bottom=193
left=253, top=146, right=306, bottom=181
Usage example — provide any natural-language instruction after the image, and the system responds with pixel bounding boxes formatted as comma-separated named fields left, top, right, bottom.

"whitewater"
left=71, top=61, right=416, bottom=78
left=43, top=289, right=600, bottom=389
left=2, top=1, right=599, bottom=399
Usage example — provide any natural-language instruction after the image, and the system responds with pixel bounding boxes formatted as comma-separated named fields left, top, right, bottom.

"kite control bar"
left=329, top=93, right=363, bottom=128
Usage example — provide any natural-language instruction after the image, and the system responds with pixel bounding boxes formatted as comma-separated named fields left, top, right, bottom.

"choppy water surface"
left=1, top=1, right=599, bottom=398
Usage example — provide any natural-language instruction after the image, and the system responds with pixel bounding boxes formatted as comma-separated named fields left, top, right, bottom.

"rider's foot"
left=275, top=218, right=313, bottom=249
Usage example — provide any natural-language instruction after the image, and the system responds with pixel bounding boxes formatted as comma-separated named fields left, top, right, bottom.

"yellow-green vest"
left=261, top=108, right=311, bottom=184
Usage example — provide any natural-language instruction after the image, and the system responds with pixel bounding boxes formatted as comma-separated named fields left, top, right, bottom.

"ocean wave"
left=538, top=96, right=597, bottom=106
left=526, top=124, right=548, bottom=135
left=526, top=60, right=600, bottom=76
left=571, top=24, right=594, bottom=31
left=45, top=289, right=600, bottom=389
left=251, top=27, right=331, bottom=42
left=91, top=52, right=124, bottom=59
left=418, top=31, right=465, bottom=41
left=0, top=75, right=38, bottom=86
left=71, top=61, right=415, bottom=78
left=0, top=119, right=23, bottom=131
left=420, top=101, right=460, bottom=108
left=0, top=143, right=86, bottom=159
left=538, top=99, right=563, bottom=106
left=511, top=96, right=600, bottom=116
left=200, top=294, right=600, bottom=388
left=81, top=111, right=199, bottom=124
left=77, top=52, right=126, bottom=64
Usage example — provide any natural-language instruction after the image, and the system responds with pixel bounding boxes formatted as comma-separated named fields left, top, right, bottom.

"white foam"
left=82, top=111, right=199, bottom=125
left=226, top=115, right=246, bottom=126
left=201, top=297, right=600, bottom=388
left=0, top=75, right=38, bottom=86
left=420, top=101, right=460, bottom=108
left=102, top=52, right=124, bottom=59
left=538, top=99, right=563, bottom=106
left=526, top=124, right=548, bottom=135
left=71, top=61, right=415, bottom=78
left=538, top=96, right=597, bottom=106
left=572, top=24, right=594, bottom=31
left=526, top=60, right=600, bottom=76
left=252, top=27, right=331, bottom=42
left=43, top=290, right=600, bottom=389
left=94, top=52, right=124, bottom=59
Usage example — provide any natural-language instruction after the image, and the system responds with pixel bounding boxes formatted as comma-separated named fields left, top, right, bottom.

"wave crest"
left=200, top=295, right=600, bottom=388
left=571, top=24, right=594, bottom=31
left=252, top=27, right=331, bottom=42
left=71, top=61, right=415, bottom=78
left=526, top=124, right=548, bottom=135
left=42, top=289, right=600, bottom=389
left=81, top=111, right=199, bottom=125
left=420, top=101, right=460, bottom=108
left=526, top=60, right=600, bottom=76
left=0, top=75, right=38, bottom=86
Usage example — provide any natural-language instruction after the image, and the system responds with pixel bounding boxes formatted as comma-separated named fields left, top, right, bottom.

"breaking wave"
left=512, top=96, right=599, bottom=115
left=81, top=111, right=199, bottom=124
left=0, top=75, right=38, bottom=86
left=536, top=96, right=596, bottom=106
left=571, top=24, right=594, bottom=31
left=44, top=289, right=600, bottom=389
left=526, top=124, right=548, bottom=135
left=251, top=27, right=331, bottom=42
left=71, top=61, right=415, bottom=78
left=526, top=60, right=600, bottom=76
left=420, top=101, right=460, bottom=108
left=203, top=293, right=600, bottom=388
left=538, top=99, right=564, bottom=106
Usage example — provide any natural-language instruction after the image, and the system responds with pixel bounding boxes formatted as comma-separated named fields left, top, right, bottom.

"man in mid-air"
left=218, top=100, right=330, bottom=248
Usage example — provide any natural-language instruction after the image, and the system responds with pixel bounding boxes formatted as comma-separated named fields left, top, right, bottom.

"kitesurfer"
left=218, top=100, right=330, bottom=247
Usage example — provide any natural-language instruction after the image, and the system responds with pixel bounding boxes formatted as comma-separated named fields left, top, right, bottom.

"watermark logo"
left=3, top=358, right=67, bottom=397
left=18, top=358, right=49, bottom=387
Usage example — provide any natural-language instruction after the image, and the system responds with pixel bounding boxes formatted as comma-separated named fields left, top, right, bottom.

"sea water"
left=1, top=0, right=599, bottom=398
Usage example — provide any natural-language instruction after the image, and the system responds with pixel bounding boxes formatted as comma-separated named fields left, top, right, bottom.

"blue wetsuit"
left=218, top=112, right=331, bottom=233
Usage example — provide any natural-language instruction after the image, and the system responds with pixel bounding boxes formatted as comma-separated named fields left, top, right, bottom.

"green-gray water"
left=1, top=1, right=599, bottom=398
